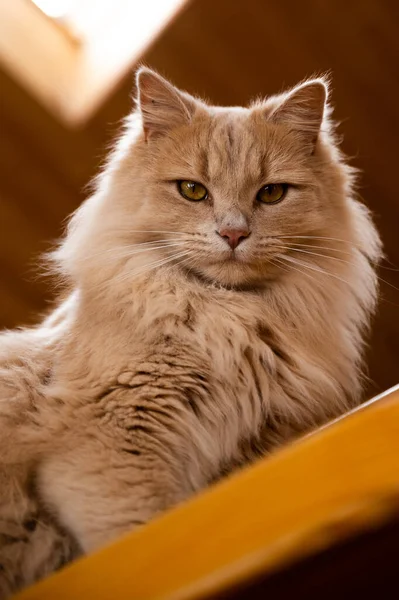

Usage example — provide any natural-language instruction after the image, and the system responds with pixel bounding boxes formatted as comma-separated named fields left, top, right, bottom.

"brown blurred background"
left=0, top=0, right=398, bottom=397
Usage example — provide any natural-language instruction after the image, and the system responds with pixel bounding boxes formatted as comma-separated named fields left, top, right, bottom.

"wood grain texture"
left=15, top=386, right=399, bottom=600
left=0, top=0, right=398, bottom=395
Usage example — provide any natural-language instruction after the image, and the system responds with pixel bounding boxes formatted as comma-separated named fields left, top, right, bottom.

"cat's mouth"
left=180, top=263, right=267, bottom=291
left=219, top=245, right=249, bottom=261
left=176, top=248, right=274, bottom=290
left=223, top=252, right=240, bottom=262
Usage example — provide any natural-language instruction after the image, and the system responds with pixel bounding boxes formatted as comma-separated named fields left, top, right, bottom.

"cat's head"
left=58, top=68, right=378, bottom=290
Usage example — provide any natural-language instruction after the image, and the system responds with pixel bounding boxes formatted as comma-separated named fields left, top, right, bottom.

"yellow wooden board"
left=17, top=385, right=399, bottom=600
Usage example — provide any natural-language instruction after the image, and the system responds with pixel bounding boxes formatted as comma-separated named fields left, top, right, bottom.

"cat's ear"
left=136, top=67, right=195, bottom=140
left=269, top=79, right=327, bottom=149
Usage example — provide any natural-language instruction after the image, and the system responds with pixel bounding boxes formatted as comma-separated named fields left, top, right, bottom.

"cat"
left=0, top=67, right=382, bottom=596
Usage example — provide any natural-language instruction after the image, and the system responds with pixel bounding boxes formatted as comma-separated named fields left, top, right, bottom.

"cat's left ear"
left=136, top=67, right=196, bottom=141
left=269, top=79, right=328, bottom=150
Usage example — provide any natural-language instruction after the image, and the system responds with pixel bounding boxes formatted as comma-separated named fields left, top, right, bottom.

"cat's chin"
left=180, top=260, right=274, bottom=290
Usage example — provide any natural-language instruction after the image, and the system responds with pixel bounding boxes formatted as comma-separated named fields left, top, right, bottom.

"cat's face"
left=111, top=69, right=350, bottom=288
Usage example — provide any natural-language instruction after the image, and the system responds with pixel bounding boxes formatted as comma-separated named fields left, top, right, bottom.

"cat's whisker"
left=86, top=247, right=194, bottom=295
left=272, top=245, right=355, bottom=267
left=266, top=237, right=397, bottom=272
left=275, top=242, right=354, bottom=256
left=129, top=239, right=190, bottom=247
left=267, top=234, right=358, bottom=245
left=127, top=230, right=190, bottom=236
left=130, top=252, right=195, bottom=282
left=374, top=276, right=399, bottom=293
left=117, top=249, right=194, bottom=283
left=378, top=257, right=399, bottom=272
left=272, top=256, right=320, bottom=284
left=100, top=248, right=201, bottom=310
left=282, top=255, right=399, bottom=300
left=277, top=254, right=354, bottom=287
left=174, top=251, right=196, bottom=275
left=78, top=241, right=189, bottom=264
left=101, top=239, right=189, bottom=253
left=129, top=237, right=191, bottom=245
left=126, top=243, right=189, bottom=257
left=269, top=258, right=290, bottom=274
left=379, top=264, right=399, bottom=273
left=275, top=246, right=399, bottom=293
left=275, top=253, right=399, bottom=306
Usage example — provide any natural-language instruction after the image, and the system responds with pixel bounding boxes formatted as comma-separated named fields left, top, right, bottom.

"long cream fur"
left=0, top=68, right=381, bottom=596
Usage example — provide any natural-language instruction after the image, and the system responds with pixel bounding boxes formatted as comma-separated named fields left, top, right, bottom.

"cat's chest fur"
left=37, top=276, right=350, bottom=548
left=50, top=282, right=281, bottom=471
left=39, top=284, right=280, bottom=532
left=48, top=274, right=342, bottom=479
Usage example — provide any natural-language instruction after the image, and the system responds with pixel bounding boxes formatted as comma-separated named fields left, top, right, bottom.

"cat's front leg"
left=38, top=409, right=201, bottom=553
left=0, top=367, right=49, bottom=466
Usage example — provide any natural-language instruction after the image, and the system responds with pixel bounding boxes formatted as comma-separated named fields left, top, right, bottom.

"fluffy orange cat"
left=0, top=68, right=381, bottom=597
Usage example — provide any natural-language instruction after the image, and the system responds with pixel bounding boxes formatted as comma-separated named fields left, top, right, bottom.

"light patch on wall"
left=0, top=0, right=186, bottom=125
left=31, top=0, right=73, bottom=19
left=30, top=0, right=184, bottom=48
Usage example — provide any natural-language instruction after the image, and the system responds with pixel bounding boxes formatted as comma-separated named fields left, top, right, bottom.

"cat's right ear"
left=268, top=79, right=328, bottom=150
left=136, top=67, right=195, bottom=141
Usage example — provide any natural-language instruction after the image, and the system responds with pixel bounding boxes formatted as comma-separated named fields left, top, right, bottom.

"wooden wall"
left=0, top=0, right=398, bottom=396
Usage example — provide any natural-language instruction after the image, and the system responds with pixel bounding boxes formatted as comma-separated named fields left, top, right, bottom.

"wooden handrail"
left=17, top=385, right=399, bottom=600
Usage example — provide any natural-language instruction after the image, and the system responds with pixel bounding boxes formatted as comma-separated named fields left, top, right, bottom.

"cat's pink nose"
left=218, top=228, right=250, bottom=250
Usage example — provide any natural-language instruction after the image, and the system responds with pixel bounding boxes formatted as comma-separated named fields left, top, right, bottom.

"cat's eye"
left=257, top=183, right=287, bottom=204
left=177, top=180, right=208, bottom=201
